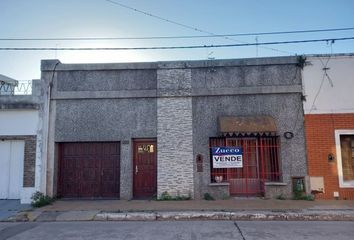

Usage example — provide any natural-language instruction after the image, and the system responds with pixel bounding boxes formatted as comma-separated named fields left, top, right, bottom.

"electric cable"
left=104, top=0, right=291, bottom=54
left=0, top=37, right=353, bottom=51
left=1, top=27, right=353, bottom=41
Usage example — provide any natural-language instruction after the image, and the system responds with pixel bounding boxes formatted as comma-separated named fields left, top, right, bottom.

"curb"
left=3, top=210, right=354, bottom=222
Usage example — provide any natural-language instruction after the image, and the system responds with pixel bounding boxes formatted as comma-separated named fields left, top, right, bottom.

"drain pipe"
left=40, top=60, right=60, bottom=195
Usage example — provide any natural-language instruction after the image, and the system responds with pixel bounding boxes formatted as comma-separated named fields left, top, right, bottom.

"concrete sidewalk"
left=4, top=198, right=354, bottom=222
left=0, top=200, right=31, bottom=221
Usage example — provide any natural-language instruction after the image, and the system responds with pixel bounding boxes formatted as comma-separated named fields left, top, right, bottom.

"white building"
left=0, top=79, right=43, bottom=203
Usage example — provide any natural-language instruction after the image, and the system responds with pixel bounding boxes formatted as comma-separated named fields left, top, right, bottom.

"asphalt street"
left=0, top=221, right=353, bottom=240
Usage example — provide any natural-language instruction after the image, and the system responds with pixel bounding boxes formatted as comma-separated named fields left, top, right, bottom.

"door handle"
left=135, top=165, right=138, bottom=175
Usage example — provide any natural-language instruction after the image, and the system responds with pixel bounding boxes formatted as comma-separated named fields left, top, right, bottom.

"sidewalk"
left=0, top=200, right=31, bottom=221
left=5, top=198, right=354, bottom=222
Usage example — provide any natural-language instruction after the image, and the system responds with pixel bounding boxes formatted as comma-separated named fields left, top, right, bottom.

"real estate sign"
left=212, top=147, right=243, bottom=168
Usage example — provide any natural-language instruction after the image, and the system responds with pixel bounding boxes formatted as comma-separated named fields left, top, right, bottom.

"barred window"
left=210, top=136, right=281, bottom=196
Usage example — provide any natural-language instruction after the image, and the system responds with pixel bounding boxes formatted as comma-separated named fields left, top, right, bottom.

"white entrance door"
left=0, top=140, right=24, bottom=199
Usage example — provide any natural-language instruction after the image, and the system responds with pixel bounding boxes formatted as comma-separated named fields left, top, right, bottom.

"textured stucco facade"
left=41, top=56, right=307, bottom=199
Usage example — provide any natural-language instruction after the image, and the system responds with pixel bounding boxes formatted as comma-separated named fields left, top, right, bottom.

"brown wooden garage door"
left=58, top=142, right=120, bottom=198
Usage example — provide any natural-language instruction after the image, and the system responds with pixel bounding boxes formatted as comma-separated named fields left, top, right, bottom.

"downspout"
left=41, top=61, right=60, bottom=195
left=299, top=56, right=310, bottom=194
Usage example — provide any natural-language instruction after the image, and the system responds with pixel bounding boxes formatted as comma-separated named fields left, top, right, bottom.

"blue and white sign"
left=212, top=147, right=243, bottom=168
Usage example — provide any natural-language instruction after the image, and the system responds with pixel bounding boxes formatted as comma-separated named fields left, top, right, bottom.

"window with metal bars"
left=209, top=136, right=281, bottom=184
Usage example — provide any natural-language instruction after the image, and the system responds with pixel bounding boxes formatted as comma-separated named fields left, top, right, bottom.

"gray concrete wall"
left=41, top=61, right=158, bottom=199
left=54, top=98, right=157, bottom=199
left=0, top=80, right=40, bottom=109
left=192, top=94, right=306, bottom=198
left=41, top=56, right=307, bottom=200
left=190, top=62, right=305, bottom=199
left=55, top=99, right=156, bottom=142
left=56, top=70, right=156, bottom=92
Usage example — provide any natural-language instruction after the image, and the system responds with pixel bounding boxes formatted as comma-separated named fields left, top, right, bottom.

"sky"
left=1, top=0, right=354, bottom=80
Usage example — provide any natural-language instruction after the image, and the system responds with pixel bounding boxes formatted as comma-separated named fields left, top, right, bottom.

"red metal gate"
left=210, top=137, right=280, bottom=196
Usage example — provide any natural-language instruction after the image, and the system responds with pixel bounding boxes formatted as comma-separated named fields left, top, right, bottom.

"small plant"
left=159, top=191, right=173, bottom=200
left=276, top=193, right=286, bottom=200
left=296, top=55, right=307, bottom=69
left=293, top=187, right=304, bottom=200
left=31, top=191, right=55, bottom=208
left=292, top=190, right=314, bottom=201
left=302, top=194, right=315, bottom=201
left=175, top=191, right=192, bottom=201
left=221, top=193, right=230, bottom=200
left=203, top=192, right=215, bottom=201
left=174, top=195, right=191, bottom=201
left=157, top=191, right=191, bottom=201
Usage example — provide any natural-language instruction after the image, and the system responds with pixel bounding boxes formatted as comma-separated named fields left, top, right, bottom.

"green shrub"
left=31, top=191, right=55, bottom=208
left=203, top=193, right=215, bottom=201
left=292, top=190, right=314, bottom=201
left=276, top=194, right=286, bottom=200
left=302, top=194, right=315, bottom=201
left=158, top=191, right=173, bottom=201
left=221, top=193, right=230, bottom=200
left=174, top=195, right=191, bottom=201
left=157, top=191, right=191, bottom=201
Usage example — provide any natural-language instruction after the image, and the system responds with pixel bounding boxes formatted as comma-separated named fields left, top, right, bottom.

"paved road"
left=0, top=221, right=353, bottom=240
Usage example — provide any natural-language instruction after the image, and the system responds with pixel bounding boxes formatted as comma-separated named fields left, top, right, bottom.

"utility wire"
left=0, top=37, right=353, bottom=51
left=104, top=0, right=291, bottom=54
left=1, top=27, right=354, bottom=41
left=309, top=54, right=332, bottom=114
left=104, top=0, right=229, bottom=38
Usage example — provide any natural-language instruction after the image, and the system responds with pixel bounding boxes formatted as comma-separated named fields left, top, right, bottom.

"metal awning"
left=219, top=116, right=277, bottom=136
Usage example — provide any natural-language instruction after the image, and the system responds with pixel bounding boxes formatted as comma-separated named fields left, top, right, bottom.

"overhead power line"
left=0, top=37, right=353, bottom=51
left=104, top=0, right=225, bottom=38
left=104, top=0, right=291, bottom=54
left=1, top=27, right=354, bottom=41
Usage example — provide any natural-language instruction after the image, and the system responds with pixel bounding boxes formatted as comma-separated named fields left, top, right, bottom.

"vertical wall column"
left=40, top=60, right=61, bottom=197
left=120, top=140, right=132, bottom=199
left=45, top=99, right=56, bottom=196
left=157, top=67, right=194, bottom=198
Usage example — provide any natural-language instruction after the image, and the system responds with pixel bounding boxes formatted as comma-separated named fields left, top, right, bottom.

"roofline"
left=304, top=52, right=354, bottom=58
left=41, top=56, right=300, bottom=72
